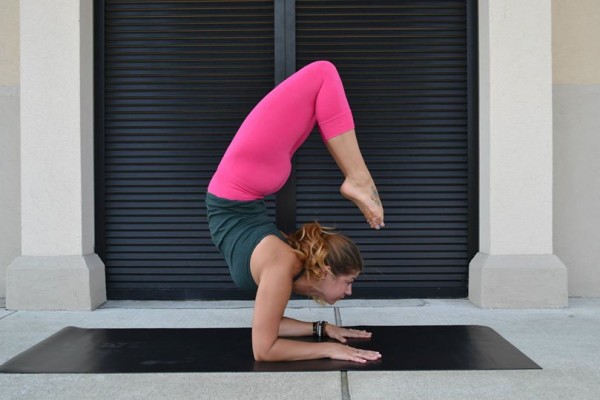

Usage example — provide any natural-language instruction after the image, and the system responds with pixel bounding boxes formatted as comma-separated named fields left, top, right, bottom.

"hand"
left=326, top=342, right=382, bottom=364
left=325, top=324, right=373, bottom=343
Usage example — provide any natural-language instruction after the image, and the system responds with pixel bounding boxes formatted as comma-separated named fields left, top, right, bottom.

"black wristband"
left=317, top=321, right=322, bottom=338
left=313, top=321, right=328, bottom=339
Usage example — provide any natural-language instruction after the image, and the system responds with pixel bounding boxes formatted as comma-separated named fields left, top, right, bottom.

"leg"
left=209, top=61, right=347, bottom=200
left=209, top=60, right=384, bottom=228
left=325, top=129, right=384, bottom=229
left=309, top=62, right=384, bottom=229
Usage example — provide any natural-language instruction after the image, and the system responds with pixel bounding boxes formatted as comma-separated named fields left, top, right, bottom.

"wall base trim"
left=469, top=252, right=568, bottom=308
left=6, top=254, right=106, bottom=310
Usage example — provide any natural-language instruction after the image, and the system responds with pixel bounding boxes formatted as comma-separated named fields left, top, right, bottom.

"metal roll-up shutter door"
left=98, top=1, right=276, bottom=299
left=294, top=0, right=477, bottom=297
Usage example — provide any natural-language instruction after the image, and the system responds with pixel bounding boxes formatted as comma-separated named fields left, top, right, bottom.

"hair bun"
left=285, top=222, right=362, bottom=284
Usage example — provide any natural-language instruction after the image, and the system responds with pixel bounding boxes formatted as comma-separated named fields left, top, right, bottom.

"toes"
left=350, top=194, right=384, bottom=229
left=368, top=208, right=384, bottom=229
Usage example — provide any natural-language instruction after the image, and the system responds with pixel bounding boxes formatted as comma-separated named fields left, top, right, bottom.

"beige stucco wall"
left=6, top=0, right=105, bottom=310
left=552, top=0, right=600, bottom=296
left=0, top=0, right=19, bottom=86
left=0, top=0, right=20, bottom=299
left=553, top=0, right=600, bottom=84
left=0, top=1, right=598, bottom=301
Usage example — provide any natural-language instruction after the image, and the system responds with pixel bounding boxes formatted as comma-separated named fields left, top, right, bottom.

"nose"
left=345, top=285, right=352, bottom=296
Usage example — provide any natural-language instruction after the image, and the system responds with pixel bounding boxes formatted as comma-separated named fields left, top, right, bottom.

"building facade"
left=1, top=0, right=598, bottom=310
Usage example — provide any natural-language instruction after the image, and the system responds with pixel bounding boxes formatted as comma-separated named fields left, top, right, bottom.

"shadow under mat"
left=0, top=325, right=541, bottom=373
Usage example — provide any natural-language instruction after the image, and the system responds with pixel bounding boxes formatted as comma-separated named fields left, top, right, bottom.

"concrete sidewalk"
left=1, top=297, right=599, bottom=400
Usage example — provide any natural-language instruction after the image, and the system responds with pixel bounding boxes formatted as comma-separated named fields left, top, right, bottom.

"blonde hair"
left=285, top=222, right=363, bottom=284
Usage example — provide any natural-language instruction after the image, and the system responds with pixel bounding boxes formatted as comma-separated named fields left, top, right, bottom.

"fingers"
left=329, top=327, right=373, bottom=343
left=324, top=329, right=346, bottom=344
left=328, top=343, right=382, bottom=364
left=343, top=328, right=372, bottom=339
left=338, top=328, right=372, bottom=339
left=347, top=346, right=381, bottom=363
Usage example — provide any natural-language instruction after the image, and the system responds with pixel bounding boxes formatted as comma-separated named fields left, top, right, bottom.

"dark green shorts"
left=205, top=193, right=286, bottom=294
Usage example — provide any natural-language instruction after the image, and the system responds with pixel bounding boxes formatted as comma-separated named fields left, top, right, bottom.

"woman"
left=206, top=60, right=384, bottom=363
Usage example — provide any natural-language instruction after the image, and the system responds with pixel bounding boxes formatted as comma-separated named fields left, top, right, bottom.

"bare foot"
left=340, top=178, right=384, bottom=229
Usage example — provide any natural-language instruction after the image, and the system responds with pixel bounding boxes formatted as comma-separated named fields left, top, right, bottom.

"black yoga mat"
left=0, top=325, right=541, bottom=373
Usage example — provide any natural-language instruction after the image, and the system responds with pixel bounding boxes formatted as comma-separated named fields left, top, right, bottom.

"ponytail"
left=285, top=222, right=363, bottom=283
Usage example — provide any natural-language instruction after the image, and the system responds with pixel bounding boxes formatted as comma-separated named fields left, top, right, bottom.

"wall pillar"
left=6, top=0, right=105, bottom=310
left=470, top=0, right=568, bottom=308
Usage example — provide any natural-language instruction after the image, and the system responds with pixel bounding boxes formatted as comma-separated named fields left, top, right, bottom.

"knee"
left=308, top=60, right=339, bottom=79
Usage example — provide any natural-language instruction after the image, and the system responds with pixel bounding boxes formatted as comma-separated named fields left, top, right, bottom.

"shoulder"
left=250, top=235, right=302, bottom=287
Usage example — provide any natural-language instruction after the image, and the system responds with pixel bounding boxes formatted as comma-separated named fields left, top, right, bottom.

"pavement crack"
left=334, top=307, right=342, bottom=325
left=334, top=307, right=351, bottom=400
left=0, top=310, right=18, bottom=321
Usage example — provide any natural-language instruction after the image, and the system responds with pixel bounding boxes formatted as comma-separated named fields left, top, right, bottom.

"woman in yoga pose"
left=206, top=60, right=384, bottom=363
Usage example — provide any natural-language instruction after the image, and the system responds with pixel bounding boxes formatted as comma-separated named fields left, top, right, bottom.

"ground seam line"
left=334, top=307, right=351, bottom=400
left=0, top=310, right=18, bottom=321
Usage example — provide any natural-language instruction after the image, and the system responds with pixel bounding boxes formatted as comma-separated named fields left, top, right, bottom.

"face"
left=317, top=270, right=359, bottom=305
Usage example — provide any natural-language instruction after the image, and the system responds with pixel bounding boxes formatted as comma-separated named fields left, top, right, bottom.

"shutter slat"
left=103, top=0, right=275, bottom=299
left=295, top=0, right=470, bottom=297
left=100, top=0, right=474, bottom=300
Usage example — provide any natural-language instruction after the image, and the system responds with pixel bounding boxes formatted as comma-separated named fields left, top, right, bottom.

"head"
left=286, top=222, right=363, bottom=304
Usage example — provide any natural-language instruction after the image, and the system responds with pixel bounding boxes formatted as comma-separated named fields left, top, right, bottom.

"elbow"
left=253, top=352, right=267, bottom=362
left=253, top=343, right=275, bottom=362
left=253, top=348, right=270, bottom=362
